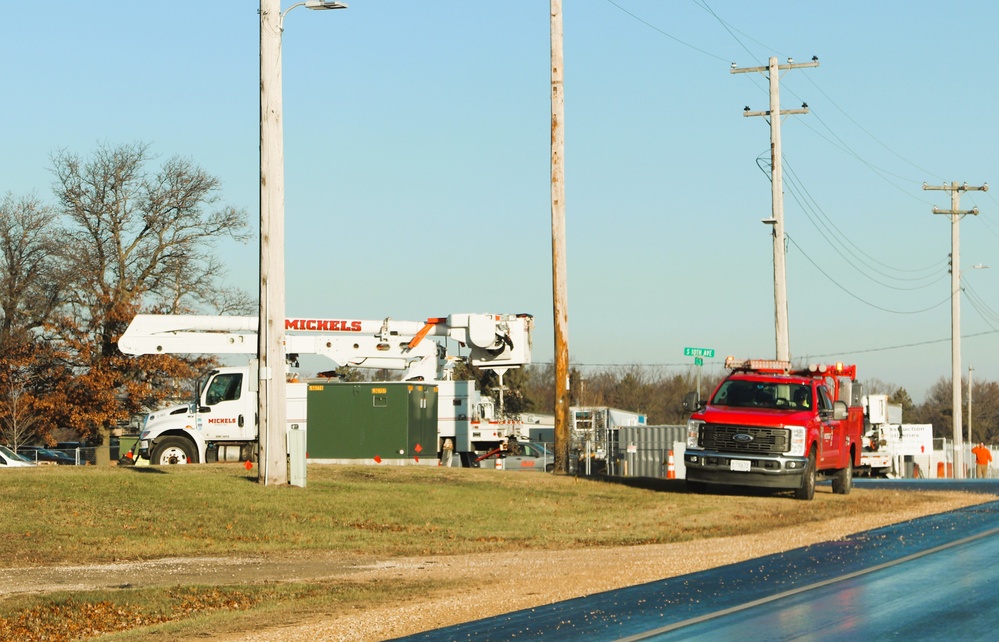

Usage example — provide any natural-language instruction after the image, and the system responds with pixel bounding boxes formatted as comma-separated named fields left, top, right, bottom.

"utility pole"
left=258, top=0, right=346, bottom=486
left=733, top=56, right=818, bottom=362
left=924, top=181, right=988, bottom=479
left=259, top=0, right=288, bottom=486
left=550, top=0, right=571, bottom=474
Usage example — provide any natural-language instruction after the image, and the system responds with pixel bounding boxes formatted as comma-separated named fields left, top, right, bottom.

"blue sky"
left=2, top=1, right=998, bottom=403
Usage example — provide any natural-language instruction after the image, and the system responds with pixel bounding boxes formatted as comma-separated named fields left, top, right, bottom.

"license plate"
left=730, top=459, right=751, bottom=472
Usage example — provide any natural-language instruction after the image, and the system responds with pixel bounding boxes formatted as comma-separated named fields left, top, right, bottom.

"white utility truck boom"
left=118, top=313, right=533, bottom=466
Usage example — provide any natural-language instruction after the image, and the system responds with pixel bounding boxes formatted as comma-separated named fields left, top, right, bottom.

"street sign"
left=683, top=347, right=715, bottom=358
left=694, top=357, right=704, bottom=366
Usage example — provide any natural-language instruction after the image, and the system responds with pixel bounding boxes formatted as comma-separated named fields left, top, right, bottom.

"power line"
left=781, top=158, right=947, bottom=283
left=603, top=0, right=730, bottom=62
left=799, top=74, right=943, bottom=182
left=539, top=327, right=999, bottom=370
left=690, top=0, right=772, bottom=62
left=786, top=234, right=951, bottom=314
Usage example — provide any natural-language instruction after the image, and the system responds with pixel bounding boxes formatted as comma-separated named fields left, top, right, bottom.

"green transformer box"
left=306, top=381, right=439, bottom=465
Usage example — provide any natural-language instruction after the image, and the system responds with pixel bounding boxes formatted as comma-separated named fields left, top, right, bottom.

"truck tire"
left=150, top=436, right=198, bottom=465
left=794, top=450, right=816, bottom=500
left=832, top=454, right=853, bottom=495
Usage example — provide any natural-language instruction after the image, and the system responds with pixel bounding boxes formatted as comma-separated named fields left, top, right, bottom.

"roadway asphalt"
left=396, top=479, right=999, bottom=641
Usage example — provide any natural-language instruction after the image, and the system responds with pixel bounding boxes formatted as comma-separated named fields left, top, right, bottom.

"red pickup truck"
left=683, top=358, right=863, bottom=500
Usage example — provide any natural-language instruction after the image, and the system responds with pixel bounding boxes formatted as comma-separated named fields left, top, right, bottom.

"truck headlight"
left=687, top=419, right=704, bottom=449
left=787, top=426, right=806, bottom=456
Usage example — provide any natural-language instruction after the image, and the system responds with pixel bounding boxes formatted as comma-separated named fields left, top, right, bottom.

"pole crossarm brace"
left=731, top=58, right=819, bottom=75
left=925, top=181, right=988, bottom=217
left=742, top=107, right=809, bottom=118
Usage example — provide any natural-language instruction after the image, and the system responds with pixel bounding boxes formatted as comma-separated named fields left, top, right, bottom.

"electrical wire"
left=786, top=234, right=951, bottom=314
left=781, top=160, right=947, bottom=285
left=963, top=277, right=999, bottom=330
left=753, top=151, right=947, bottom=284
left=602, top=0, right=730, bottom=63
left=798, top=74, right=944, bottom=182
left=689, top=0, right=772, bottom=62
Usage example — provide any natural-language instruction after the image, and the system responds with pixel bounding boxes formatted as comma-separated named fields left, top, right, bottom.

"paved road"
left=398, top=480, right=999, bottom=641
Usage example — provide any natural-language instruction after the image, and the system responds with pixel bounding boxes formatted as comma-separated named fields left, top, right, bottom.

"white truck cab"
left=139, top=366, right=306, bottom=465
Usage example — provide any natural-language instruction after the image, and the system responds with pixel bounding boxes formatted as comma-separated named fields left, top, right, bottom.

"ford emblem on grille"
left=732, top=433, right=754, bottom=443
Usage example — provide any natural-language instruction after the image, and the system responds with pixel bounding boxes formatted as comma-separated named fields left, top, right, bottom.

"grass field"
left=0, top=464, right=976, bottom=640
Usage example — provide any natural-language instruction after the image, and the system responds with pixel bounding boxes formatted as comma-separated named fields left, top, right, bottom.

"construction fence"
left=565, top=424, right=687, bottom=479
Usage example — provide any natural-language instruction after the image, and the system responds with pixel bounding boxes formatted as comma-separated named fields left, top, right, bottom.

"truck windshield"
left=712, top=380, right=812, bottom=411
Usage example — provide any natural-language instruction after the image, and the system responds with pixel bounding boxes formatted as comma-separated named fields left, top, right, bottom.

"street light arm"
left=280, top=1, right=347, bottom=31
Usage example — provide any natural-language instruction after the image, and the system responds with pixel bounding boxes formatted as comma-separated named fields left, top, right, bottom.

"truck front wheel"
left=794, top=451, right=816, bottom=500
left=150, top=437, right=198, bottom=465
left=832, top=454, right=853, bottom=495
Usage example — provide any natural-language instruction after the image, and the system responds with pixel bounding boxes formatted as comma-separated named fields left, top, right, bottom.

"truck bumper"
left=684, top=450, right=807, bottom=490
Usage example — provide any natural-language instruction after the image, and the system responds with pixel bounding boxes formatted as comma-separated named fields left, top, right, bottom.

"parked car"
left=54, top=441, right=97, bottom=465
left=17, top=446, right=77, bottom=466
left=499, top=440, right=555, bottom=472
left=0, top=445, right=36, bottom=467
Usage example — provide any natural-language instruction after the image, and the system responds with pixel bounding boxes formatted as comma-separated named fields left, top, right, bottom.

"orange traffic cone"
left=667, top=450, right=676, bottom=479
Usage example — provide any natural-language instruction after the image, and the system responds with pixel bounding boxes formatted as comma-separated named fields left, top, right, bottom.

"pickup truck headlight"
left=687, top=419, right=704, bottom=449
left=787, top=426, right=806, bottom=456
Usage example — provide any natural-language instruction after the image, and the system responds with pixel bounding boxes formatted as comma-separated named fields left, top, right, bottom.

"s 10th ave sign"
left=684, top=347, right=714, bottom=400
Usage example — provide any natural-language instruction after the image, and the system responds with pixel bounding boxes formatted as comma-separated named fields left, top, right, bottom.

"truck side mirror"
left=832, top=400, right=848, bottom=421
left=682, top=391, right=702, bottom=412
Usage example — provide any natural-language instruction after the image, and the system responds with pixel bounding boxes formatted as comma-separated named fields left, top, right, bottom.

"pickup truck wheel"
left=832, top=454, right=854, bottom=495
left=150, top=437, right=197, bottom=465
left=794, top=451, right=816, bottom=500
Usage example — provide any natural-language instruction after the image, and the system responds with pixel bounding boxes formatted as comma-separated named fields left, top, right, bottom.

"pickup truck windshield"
left=712, top=380, right=812, bottom=411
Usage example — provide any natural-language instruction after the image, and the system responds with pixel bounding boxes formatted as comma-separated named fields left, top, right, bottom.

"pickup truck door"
left=816, top=385, right=842, bottom=467
left=197, top=372, right=254, bottom=441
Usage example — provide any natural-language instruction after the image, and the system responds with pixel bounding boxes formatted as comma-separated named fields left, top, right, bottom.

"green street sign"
left=683, top=347, right=715, bottom=358
left=694, top=356, right=704, bottom=366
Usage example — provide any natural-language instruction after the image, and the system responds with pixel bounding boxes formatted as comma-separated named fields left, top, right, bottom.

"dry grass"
left=0, top=464, right=988, bottom=640
left=0, top=464, right=976, bottom=563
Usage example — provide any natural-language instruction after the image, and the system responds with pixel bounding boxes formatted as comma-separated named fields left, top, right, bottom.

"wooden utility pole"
left=259, top=0, right=288, bottom=486
left=733, top=56, right=817, bottom=362
left=924, top=181, right=987, bottom=479
left=550, top=0, right=571, bottom=473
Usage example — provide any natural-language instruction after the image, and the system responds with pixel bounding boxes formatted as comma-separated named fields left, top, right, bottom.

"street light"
left=258, top=0, right=346, bottom=486
left=964, top=264, right=988, bottom=477
left=284, top=1, right=348, bottom=22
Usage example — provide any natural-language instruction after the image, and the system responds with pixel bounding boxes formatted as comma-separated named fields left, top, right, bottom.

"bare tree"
left=0, top=193, right=67, bottom=346
left=0, top=367, right=42, bottom=449
left=46, top=142, right=250, bottom=452
left=51, top=142, right=251, bottom=356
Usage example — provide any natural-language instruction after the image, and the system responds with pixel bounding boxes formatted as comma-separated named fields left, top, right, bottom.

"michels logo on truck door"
left=285, top=319, right=363, bottom=332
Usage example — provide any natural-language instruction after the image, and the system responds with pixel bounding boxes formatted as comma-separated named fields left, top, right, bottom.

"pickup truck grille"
left=702, top=424, right=789, bottom=455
